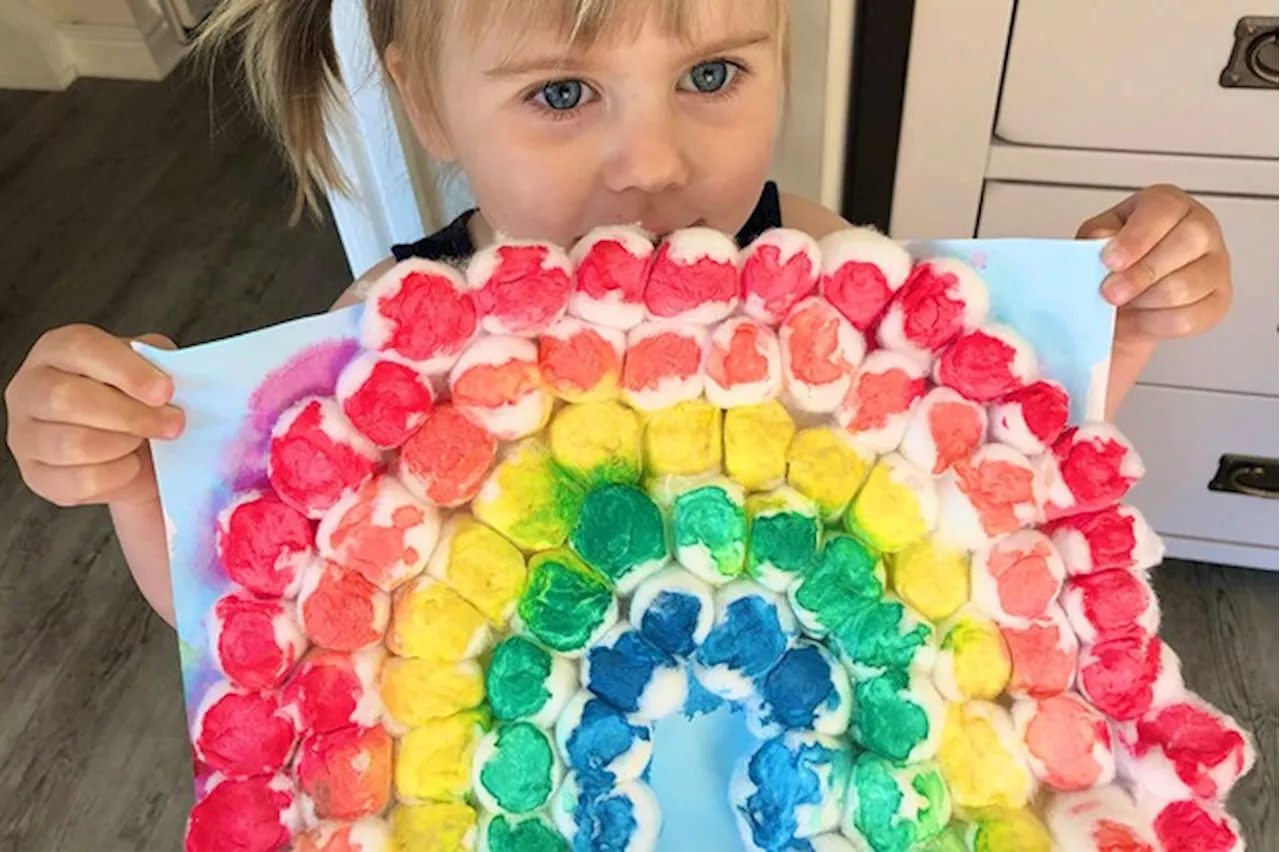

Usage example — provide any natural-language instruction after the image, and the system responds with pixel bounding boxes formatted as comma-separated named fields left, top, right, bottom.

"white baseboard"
left=61, top=18, right=186, bottom=81
left=0, top=9, right=186, bottom=91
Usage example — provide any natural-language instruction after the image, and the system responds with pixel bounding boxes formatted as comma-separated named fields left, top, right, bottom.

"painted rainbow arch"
left=178, top=225, right=1252, bottom=852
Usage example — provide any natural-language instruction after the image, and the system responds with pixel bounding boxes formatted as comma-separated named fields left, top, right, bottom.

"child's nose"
left=602, top=109, right=690, bottom=195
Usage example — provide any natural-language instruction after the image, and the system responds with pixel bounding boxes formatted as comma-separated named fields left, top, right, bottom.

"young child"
left=3, top=0, right=1233, bottom=628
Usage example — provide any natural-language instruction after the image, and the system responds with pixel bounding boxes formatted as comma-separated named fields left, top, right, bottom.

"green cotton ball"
left=570, top=483, right=668, bottom=593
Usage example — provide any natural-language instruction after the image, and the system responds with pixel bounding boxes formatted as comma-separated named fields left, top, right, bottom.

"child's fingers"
left=1127, top=254, right=1227, bottom=311
left=24, top=368, right=184, bottom=439
left=1099, top=185, right=1193, bottom=273
left=1117, top=289, right=1230, bottom=340
left=29, top=324, right=173, bottom=406
left=1075, top=210, right=1123, bottom=241
left=24, top=454, right=144, bottom=508
left=1101, top=209, right=1212, bottom=306
left=15, top=421, right=145, bottom=467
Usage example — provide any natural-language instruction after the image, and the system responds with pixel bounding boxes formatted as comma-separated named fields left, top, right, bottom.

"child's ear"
left=385, top=44, right=456, bottom=162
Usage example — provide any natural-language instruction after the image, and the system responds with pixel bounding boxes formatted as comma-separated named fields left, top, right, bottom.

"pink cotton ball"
left=360, top=258, right=478, bottom=373
left=1116, top=695, right=1256, bottom=803
left=1062, top=568, right=1161, bottom=645
left=185, top=773, right=301, bottom=852
left=1013, top=691, right=1116, bottom=791
left=971, top=530, right=1066, bottom=628
left=621, top=321, right=709, bottom=411
left=704, top=317, right=782, bottom=408
left=569, top=225, right=653, bottom=330
left=876, top=257, right=990, bottom=366
left=465, top=239, right=573, bottom=337
left=778, top=296, right=864, bottom=414
left=1042, top=503, right=1165, bottom=576
left=934, top=324, right=1037, bottom=403
left=989, top=379, right=1070, bottom=456
left=900, top=386, right=988, bottom=476
left=1078, top=632, right=1184, bottom=723
left=1044, top=785, right=1159, bottom=852
left=191, top=681, right=299, bottom=779
left=316, top=474, right=440, bottom=593
left=835, top=349, right=927, bottom=455
left=644, top=227, right=740, bottom=325
left=1039, top=423, right=1146, bottom=521
left=935, top=443, right=1042, bottom=552
left=816, top=227, right=913, bottom=331
left=739, top=227, right=820, bottom=325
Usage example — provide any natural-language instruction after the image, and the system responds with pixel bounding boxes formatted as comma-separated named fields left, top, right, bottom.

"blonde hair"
left=202, top=0, right=789, bottom=218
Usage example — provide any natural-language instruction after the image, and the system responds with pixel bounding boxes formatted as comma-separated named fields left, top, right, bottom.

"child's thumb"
left=132, top=333, right=177, bottom=351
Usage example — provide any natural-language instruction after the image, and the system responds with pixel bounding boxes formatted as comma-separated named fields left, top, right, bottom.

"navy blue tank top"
left=391, top=182, right=783, bottom=264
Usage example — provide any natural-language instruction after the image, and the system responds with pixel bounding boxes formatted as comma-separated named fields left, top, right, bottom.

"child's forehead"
left=448, top=0, right=781, bottom=62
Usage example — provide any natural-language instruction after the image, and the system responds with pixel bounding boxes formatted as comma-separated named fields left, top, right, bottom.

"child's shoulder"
left=779, top=191, right=853, bottom=240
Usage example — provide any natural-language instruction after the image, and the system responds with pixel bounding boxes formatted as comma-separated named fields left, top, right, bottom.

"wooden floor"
left=0, top=71, right=1276, bottom=850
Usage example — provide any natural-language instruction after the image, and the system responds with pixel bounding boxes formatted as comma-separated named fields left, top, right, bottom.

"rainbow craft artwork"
left=144, top=226, right=1254, bottom=852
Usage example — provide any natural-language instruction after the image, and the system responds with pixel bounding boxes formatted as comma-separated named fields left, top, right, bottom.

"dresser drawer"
left=997, top=1, right=1278, bottom=158
left=1116, top=385, right=1277, bottom=564
left=978, top=181, right=1279, bottom=397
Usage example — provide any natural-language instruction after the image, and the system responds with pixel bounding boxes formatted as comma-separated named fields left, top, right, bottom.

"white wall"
left=0, top=0, right=185, bottom=90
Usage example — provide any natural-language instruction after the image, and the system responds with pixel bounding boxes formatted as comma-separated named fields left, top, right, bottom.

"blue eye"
left=682, top=60, right=735, bottom=94
left=537, top=79, right=586, bottom=111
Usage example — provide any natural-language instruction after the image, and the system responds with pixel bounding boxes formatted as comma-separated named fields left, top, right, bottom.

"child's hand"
left=1076, top=184, right=1233, bottom=346
left=4, top=325, right=184, bottom=509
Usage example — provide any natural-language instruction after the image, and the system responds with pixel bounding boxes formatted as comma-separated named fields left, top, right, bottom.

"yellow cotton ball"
left=394, top=708, right=491, bottom=804
left=391, top=801, right=478, bottom=851
left=937, top=701, right=1035, bottom=812
left=387, top=575, right=493, bottom=662
left=846, top=455, right=937, bottom=554
left=889, top=539, right=969, bottom=622
left=380, top=658, right=484, bottom=731
left=473, top=439, right=585, bottom=553
left=934, top=606, right=1012, bottom=702
left=548, top=400, right=644, bottom=487
left=786, top=426, right=872, bottom=521
left=427, top=516, right=526, bottom=628
left=643, top=400, right=722, bottom=478
left=964, top=807, right=1052, bottom=852
left=724, top=400, right=795, bottom=492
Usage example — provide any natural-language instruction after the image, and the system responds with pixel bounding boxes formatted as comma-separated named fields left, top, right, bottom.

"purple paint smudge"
left=223, top=338, right=359, bottom=490
left=179, top=337, right=358, bottom=725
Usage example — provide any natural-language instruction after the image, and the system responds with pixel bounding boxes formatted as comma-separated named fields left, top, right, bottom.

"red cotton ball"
left=191, top=682, right=298, bottom=778
left=216, top=491, right=315, bottom=599
left=185, top=773, right=300, bottom=852
left=283, top=647, right=386, bottom=735
left=268, top=397, right=381, bottom=520
left=336, top=351, right=436, bottom=450
left=1039, top=423, right=1145, bottom=521
left=209, top=591, right=308, bottom=692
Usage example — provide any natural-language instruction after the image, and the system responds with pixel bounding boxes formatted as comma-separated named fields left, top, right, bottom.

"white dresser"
left=891, top=0, right=1279, bottom=569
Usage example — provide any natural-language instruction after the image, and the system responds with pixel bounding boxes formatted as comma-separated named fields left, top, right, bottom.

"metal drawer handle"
left=1221, top=16, right=1279, bottom=90
left=1208, top=454, right=1278, bottom=500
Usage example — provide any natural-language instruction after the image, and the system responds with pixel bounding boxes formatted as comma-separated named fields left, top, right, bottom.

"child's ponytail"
left=203, top=0, right=383, bottom=218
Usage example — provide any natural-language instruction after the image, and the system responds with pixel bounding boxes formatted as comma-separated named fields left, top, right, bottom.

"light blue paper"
left=142, top=238, right=1111, bottom=846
